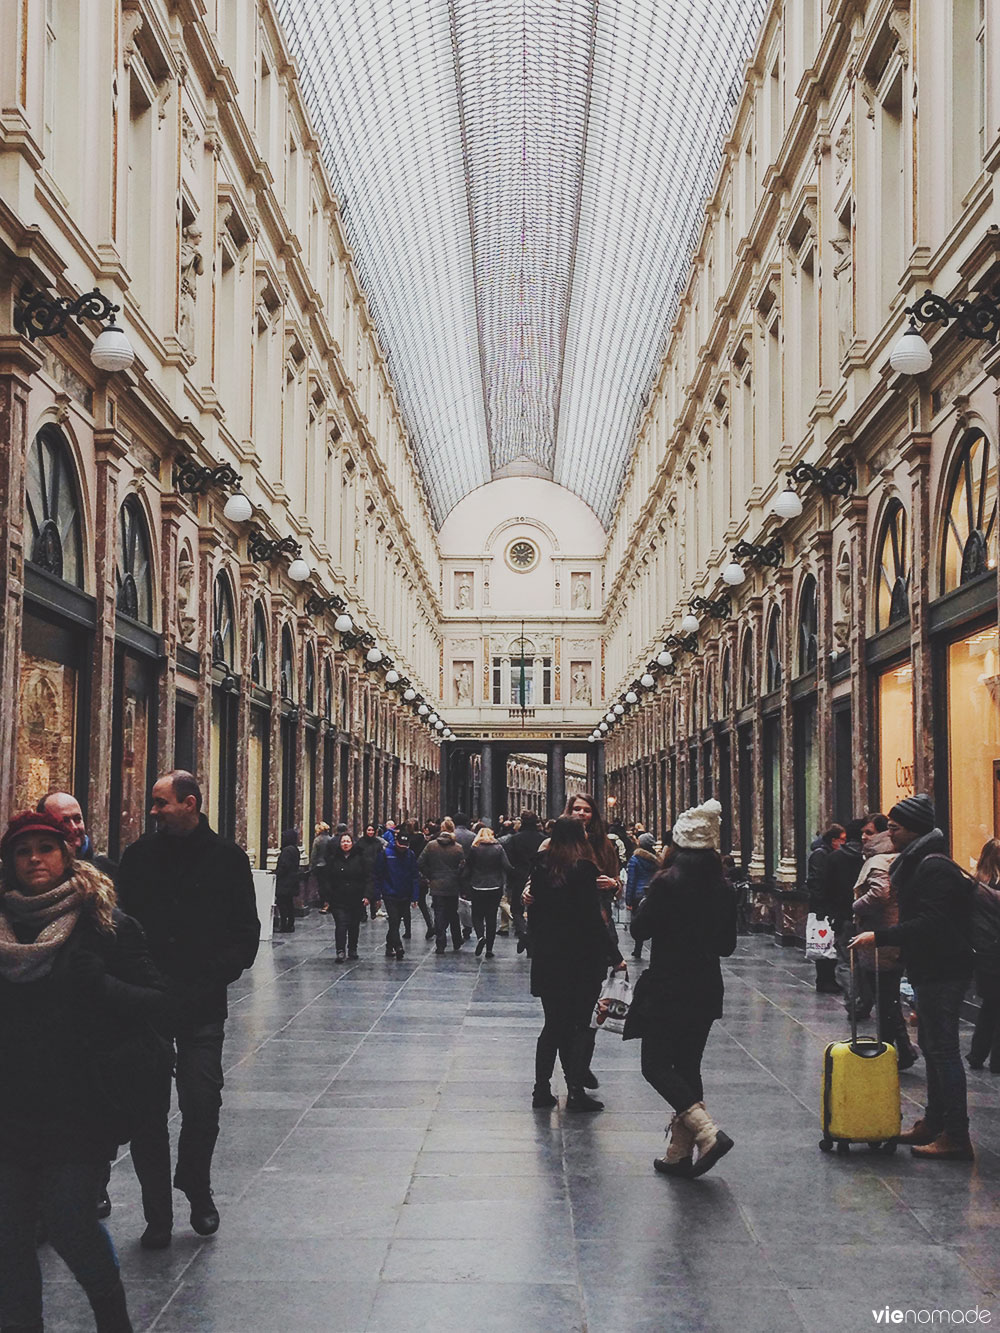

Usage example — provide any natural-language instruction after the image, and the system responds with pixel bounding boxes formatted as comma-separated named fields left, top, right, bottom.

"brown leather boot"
left=910, top=1130, right=975, bottom=1161
left=896, top=1118, right=938, bottom=1145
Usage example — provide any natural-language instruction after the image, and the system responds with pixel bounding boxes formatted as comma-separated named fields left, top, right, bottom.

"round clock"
left=508, top=540, right=538, bottom=571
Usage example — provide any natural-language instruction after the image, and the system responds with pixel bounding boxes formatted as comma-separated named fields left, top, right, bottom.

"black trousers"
left=130, top=1020, right=226, bottom=1227
left=534, top=984, right=600, bottom=1091
left=275, top=893, right=296, bottom=932
left=331, top=904, right=362, bottom=955
left=432, top=896, right=462, bottom=950
left=859, top=968, right=916, bottom=1062
left=508, top=880, right=527, bottom=941
left=639, top=1015, right=714, bottom=1113
left=471, top=889, right=503, bottom=951
left=970, top=974, right=1000, bottom=1069
left=417, top=887, right=434, bottom=932
left=384, top=897, right=411, bottom=952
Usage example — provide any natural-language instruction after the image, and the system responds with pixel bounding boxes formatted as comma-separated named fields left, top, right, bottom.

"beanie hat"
left=0, top=810, right=71, bottom=862
left=672, top=798, right=722, bottom=851
left=888, top=793, right=936, bottom=835
left=637, top=833, right=656, bottom=851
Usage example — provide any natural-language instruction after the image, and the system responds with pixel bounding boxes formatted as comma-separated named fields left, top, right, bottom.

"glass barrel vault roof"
left=278, top=0, right=766, bottom=527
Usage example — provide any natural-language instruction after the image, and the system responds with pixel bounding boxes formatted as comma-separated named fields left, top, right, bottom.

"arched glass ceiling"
left=278, top=0, right=766, bottom=526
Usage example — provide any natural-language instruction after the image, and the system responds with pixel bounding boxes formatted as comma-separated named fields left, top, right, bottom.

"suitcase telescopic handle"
left=849, top=944, right=885, bottom=1055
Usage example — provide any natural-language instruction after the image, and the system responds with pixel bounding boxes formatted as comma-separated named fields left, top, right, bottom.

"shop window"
left=25, top=426, right=84, bottom=587
left=877, top=661, right=914, bottom=810
left=941, top=430, right=997, bottom=592
left=765, top=611, right=782, bottom=693
left=304, top=646, right=316, bottom=713
left=115, top=496, right=153, bottom=624
left=739, top=630, right=755, bottom=707
left=797, top=575, right=818, bottom=675
left=280, top=626, right=295, bottom=701
left=250, top=602, right=268, bottom=686
left=212, top=573, right=237, bottom=667
left=15, top=613, right=84, bottom=808
left=947, top=625, right=1000, bottom=873
left=875, top=500, right=910, bottom=630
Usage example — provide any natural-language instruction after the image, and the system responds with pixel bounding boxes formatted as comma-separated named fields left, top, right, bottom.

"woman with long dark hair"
left=625, top=798, right=737, bottom=1177
left=326, top=833, right=369, bottom=962
left=526, top=817, right=623, bottom=1111
left=969, top=838, right=1000, bottom=1072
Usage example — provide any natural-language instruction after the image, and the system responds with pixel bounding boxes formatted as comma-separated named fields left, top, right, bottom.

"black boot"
left=88, top=1279, right=133, bottom=1333
left=532, top=1084, right=557, bottom=1108
left=566, top=1088, right=604, bottom=1112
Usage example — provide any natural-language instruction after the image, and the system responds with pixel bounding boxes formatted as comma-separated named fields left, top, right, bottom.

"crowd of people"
left=1, top=773, right=997, bottom=1331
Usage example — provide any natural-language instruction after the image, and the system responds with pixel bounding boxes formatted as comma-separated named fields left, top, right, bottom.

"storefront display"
left=877, top=660, right=914, bottom=810
left=947, top=625, right=1000, bottom=873
left=15, top=615, right=83, bottom=809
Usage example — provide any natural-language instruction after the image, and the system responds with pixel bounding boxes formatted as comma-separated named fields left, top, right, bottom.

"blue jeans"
left=0, top=1158, right=120, bottom=1325
left=914, top=978, right=970, bottom=1135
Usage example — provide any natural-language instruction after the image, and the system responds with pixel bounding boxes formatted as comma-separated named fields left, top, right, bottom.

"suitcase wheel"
left=836, top=1140, right=850, bottom=1154
left=880, top=1139, right=898, bottom=1155
left=819, top=1137, right=833, bottom=1153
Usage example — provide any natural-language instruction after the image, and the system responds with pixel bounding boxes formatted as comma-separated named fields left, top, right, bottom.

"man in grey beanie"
left=850, top=793, right=975, bottom=1160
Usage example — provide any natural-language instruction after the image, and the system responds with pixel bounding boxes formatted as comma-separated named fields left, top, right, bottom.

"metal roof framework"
left=278, top=0, right=766, bottom=527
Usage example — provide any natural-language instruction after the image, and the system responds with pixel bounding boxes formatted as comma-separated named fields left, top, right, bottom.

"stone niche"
left=452, top=661, right=474, bottom=706
left=453, top=571, right=474, bottom=611
left=569, top=571, right=592, bottom=611
left=569, top=661, right=593, bottom=705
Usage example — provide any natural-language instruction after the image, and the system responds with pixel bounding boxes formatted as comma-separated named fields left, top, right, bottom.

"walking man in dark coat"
left=117, top=770, right=260, bottom=1247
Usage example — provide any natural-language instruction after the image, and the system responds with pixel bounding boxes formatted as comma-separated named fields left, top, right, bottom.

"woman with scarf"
left=0, top=809, right=172, bottom=1333
left=326, top=832, right=370, bottom=962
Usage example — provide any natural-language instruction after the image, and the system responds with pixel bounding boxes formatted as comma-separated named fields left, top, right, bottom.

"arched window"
left=115, top=496, right=153, bottom=624
left=304, top=646, right=316, bottom=713
left=25, top=426, right=84, bottom=587
left=765, top=610, right=782, bottom=693
left=280, top=626, right=295, bottom=701
left=721, top=648, right=732, bottom=717
left=212, top=573, right=236, bottom=667
left=875, top=500, right=910, bottom=630
left=324, top=663, right=334, bottom=721
left=942, top=430, right=997, bottom=592
left=250, top=602, right=268, bottom=686
left=739, top=631, right=755, bottom=708
left=797, top=574, right=818, bottom=675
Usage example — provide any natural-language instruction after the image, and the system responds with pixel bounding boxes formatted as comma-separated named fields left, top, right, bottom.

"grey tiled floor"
left=40, top=920, right=1000, bottom=1332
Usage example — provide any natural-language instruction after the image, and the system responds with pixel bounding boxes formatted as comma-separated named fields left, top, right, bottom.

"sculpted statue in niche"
left=571, top=573, right=591, bottom=611
left=455, top=575, right=472, bottom=610
left=179, top=224, right=204, bottom=352
left=831, top=219, right=853, bottom=362
left=176, top=549, right=196, bottom=645
left=832, top=548, right=852, bottom=651
left=570, top=662, right=592, bottom=705
left=454, top=663, right=473, bottom=706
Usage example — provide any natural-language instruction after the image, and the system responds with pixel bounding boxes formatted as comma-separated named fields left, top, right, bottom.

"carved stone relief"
left=177, top=546, right=196, bottom=645
left=570, top=572, right=592, bottom=610
left=179, top=224, right=204, bottom=353
left=453, top=661, right=473, bottom=706
left=832, top=547, right=852, bottom=652
left=454, top=572, right=473, bottom=610
left=569, top=661, right=592, bottom=705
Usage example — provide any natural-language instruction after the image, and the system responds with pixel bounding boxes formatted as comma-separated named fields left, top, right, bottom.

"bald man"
left=35, top=791, right=118, bottom=883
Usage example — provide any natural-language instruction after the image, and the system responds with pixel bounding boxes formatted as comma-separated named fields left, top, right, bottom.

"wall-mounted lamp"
left=15, top=284, right=135, bottom=371
left=732, top=536, right=784, bottom=570
left=690, top=594, right=732, bottom=620
left=772, top=459, right=856, bottom=520
left=305, top=592, right=348, bottom=617
left=665, top=632, right=699, bottom=654
left=213, top=661, right=239, bottom=694
left=248, top=527, right=311, bottom=581
left=890, top=284, right=1000, bottom=376
left=175, top=456, right=251, bottom=526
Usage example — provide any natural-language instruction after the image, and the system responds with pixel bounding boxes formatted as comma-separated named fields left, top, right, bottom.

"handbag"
left=590, top=968, right=632, bottom=1035
left=805, top=912, right=837, bottom=962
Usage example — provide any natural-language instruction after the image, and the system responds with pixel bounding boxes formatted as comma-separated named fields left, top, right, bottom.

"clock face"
left=508, top=540, right=537, bottom=570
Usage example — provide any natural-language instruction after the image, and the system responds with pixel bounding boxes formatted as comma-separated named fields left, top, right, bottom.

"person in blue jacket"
left=374, top=832, right=420, bottom=959
left=625, top=834, right=660, bottom=960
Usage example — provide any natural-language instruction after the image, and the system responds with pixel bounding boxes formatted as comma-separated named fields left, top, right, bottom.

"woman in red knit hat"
left=0, top=810, right=172, bottom=1333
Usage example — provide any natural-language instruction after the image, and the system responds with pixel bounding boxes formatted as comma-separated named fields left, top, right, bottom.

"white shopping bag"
left=805, top=913, right=837, bottom=962
left=590, top=969, right=632, bottom=1035
left=458, top=896, right=472, bottom=935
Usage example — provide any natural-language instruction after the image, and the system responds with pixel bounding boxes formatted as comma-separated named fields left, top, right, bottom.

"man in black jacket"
left=36, top=790, right=118, bottom=883
left=503, top=811, right=545, bottom=953
left=806, top=823, right=845, bottom=993
left=851, top=793, right=975, bottom=1161
left=117, top=770, right=260, bottom=1246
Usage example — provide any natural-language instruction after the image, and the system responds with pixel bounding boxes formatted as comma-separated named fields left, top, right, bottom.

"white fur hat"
left=671, top=798, right=722, bottom=851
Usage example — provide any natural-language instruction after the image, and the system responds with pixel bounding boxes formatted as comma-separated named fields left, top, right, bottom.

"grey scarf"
left=0, top=878, right=86, bottom=983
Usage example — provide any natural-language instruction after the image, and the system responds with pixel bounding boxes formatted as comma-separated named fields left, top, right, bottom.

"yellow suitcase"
left=819, top=952, right=901, bottom=1155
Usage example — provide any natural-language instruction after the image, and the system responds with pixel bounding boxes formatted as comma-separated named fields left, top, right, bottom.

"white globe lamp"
left=435, top=720, right=444, bottom=731
left=656, top=650, right=673, bottom=668
left=223, top=492, right=252, bottom=524
left=366, top=647, right=383, bottom=665
left=90, top=323, right=135, bottom=372
left=890, top=320, right=932, bottom=375
left=385, top=669, right=399, bottom=685
left=681, top=612, right=700, bottom=635
left=599, top=721, right=609, bottom=732
left=772, top=488, right=803, bottom=521
left=334, top=613, right=353, bottom=634
left=640, top=672, right=655, bottom=689
left=288, top=557, right=311, bottom=582
left=403, top=687, right=416, bottom=701
left=625, top=690, right=638, bottom=705
left=418, top=704, right=429, bottom=716
left=613, top=703, right=624, bottom=716
left=428, top=712, right=438, bottom=724
left=722, top=561, right=746, bottom=587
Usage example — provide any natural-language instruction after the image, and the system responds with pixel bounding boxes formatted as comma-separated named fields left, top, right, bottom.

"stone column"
left=89, top=423, right=130, bottom=852
left=775, top=567, right=797, bottom=884
left=593, top=742, right=606, bottom=815
left=845, top=494, right=871, bottom=813
left=905, top=433, right=934, bottom=796
left=746, top=594, right=766, bottom=880
left=157, top=495, right=185, bottom=775
left=480, top=740, right=494, bottom=825
left=812, top=528, right=834, bottom=821
left=547, top=742, right=565, bottom=817
left=0, top=338, right=43, bottom=817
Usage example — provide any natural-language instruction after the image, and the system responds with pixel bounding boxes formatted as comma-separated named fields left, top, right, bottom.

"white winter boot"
left=679, top=1101, right=734, bottom=1178
left=653, top=1111, right=695, bottom=1176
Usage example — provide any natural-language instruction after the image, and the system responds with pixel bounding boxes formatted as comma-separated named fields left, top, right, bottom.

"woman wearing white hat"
left=623, top=797, right=737, bottom=1178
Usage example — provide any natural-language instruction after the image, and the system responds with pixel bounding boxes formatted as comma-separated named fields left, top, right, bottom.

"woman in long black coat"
left=626, top=798, right=737, bottom=1178
left=0, top=809, right=172, bottom=1333
left=526, top=817, right=622, bottom=1111
left=326, top=834, right=370, bottom=962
